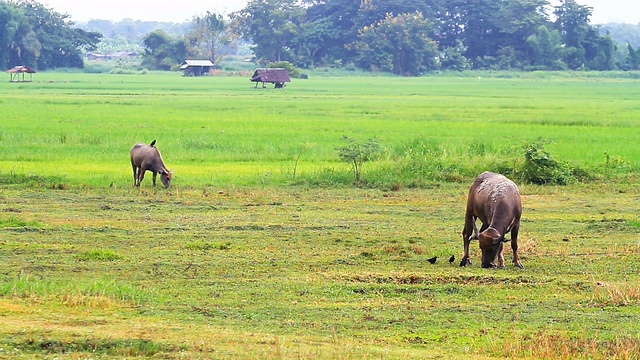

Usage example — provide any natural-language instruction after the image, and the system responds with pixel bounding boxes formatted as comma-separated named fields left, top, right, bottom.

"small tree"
left=336, top=136, right=380, bottom=184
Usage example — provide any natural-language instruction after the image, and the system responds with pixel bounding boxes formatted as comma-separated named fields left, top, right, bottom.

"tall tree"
left=187, top=11, right=228, bottom=63
left=625, top=43, right=639, bottom=70
left=19, top=0, right=100, bottom=69
left=353, top=12, right=439, bottom=75
left=554, top=0, right=592, bottom=69
left=142, top=29, right=186, bottom=70
left=0, top=3, right=38, bottom=69
left=495, top=0, right=550, bottom=60
left=301, top=0, right=361, bottom=66
left=527, top=25, right=564, bottom=69
left=232, top=0, right=304, bottom=63
left=442, top=0, right=503, bottom=64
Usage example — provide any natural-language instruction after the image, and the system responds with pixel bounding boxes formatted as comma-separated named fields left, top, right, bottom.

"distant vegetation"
left=5, top=0, right=640, bottom=76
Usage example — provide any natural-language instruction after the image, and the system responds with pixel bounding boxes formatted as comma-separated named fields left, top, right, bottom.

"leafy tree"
left=232, top=0, right=304, bottom=63
left=0, top=3, right=37, bottom=69
left=141, top=29, right=186, bottom=70
left=442, top=0, right=503, bottom=66
left=19, top=0, right=100, bottom=69
left=625, top=43, right=639, bottom=70
left=584, top=29, right=615, bottom=70
left=495, top=0, right=550, bottom=63
left=439, top=39, right=470, bottom=71
left=553, top=0, right=592, bottom=69
left=527, top=25, right=565, bottom=69
left=353, top=12, right=439, bottom=75
left=0, top=0, right=100, bottom=70
left=301, top=0, right=361, bottom=66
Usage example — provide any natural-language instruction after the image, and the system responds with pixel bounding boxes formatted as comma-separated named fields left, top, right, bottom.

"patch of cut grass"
left=76, top=249, right=123, bottom=261
left=0, top=216, right=42, bottom=228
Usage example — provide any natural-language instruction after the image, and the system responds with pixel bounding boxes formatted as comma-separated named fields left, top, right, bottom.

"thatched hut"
left=7, top=66, right=36, bottom=82
left=250, top=68, right=291, bottom=88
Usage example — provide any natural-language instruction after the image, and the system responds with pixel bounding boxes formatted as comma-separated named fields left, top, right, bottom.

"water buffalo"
left=460, top=171, right=523, bottom=269
left=130, top=140, right=173, bottom=188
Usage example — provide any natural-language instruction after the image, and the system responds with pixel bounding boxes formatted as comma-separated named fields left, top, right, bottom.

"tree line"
left=228, top=0, right=622, bottom=74
left=0, top=0, right=101, bottom=70
left=142, top=0, right=639, bottom=75
left=3, top=0, right=640, bottom=74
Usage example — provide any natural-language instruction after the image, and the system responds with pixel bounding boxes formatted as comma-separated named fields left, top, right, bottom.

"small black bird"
left=150, top=139, right=156, bottom=147
left=427, top=256, right=437, bottom=264
left=449, top=255, right=455, bottom=264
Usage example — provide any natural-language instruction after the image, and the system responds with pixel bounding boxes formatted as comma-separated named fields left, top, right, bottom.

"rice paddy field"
left=0, top=71, right=640, bottom=359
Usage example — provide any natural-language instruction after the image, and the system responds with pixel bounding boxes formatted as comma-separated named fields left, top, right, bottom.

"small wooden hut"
left=7, top=66, right=36, bottom=82
left=250, top=68, right=291, bottom=88
left=180, top=60, right=215, bottom=76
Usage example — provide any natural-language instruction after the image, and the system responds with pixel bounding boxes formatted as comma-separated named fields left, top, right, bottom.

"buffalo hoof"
left=459, top=257, right=471, bottom=267
left=514, top=263, right=524, bottom=270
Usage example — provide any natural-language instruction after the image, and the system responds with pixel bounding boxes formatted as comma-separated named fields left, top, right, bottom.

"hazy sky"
left=41, top=0, right=640, bottom=25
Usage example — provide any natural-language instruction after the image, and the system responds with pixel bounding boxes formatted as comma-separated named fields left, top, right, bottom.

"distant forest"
left=78, top=0, right=640, bottom=75
left=3, top=0, right=640, bottom=74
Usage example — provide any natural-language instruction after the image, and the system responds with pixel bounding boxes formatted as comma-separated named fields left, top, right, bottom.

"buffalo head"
left=478, top=228, right=507, bottom=268
left=160, top=169, right=173, bottom=189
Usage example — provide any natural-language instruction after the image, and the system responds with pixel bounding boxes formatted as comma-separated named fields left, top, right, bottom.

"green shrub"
left=520, top=139, right=570, bottom=185
left=268, top=61, right=300, bottom=78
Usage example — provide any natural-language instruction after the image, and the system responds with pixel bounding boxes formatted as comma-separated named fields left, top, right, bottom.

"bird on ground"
left=449, top=255, right=455, bottom=264
left=427, top=256, right=437, bottom=264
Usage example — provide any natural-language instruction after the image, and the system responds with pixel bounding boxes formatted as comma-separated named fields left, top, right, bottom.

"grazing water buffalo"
left=130, top=140, right=173, bottom=188
left=460, top=171, right=523, bottom=269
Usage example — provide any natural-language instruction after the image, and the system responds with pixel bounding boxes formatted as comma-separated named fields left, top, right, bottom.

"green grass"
left=1, top=72, right=640, bottom=187
left=1, top=72, right=640, bottom=358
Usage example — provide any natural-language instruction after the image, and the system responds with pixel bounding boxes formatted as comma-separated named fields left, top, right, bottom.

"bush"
left=520, top=139, right=570, bottom=185
left=268, top=61, right=300, bottom=78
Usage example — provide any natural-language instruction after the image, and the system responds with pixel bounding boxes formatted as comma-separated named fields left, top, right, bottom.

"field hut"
left=7, top=66, right=36, bottom=82
left=250, top=68, right=291, bottom=88
left=180, top=60, right=215, bottom=76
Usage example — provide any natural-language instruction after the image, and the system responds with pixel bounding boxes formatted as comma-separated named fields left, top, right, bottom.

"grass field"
left=1, top=72, right=640, bottom=359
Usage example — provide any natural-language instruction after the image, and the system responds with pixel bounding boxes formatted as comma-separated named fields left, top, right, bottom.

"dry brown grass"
left=497, top=331, right=640, bottom=360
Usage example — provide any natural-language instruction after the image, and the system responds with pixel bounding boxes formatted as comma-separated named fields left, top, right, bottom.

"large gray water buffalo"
left=460, top=171, right=523, bottom=269
left=130, top=140, right=173, bottom=188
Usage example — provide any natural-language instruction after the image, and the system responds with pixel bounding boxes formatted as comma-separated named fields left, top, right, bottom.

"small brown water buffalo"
left=130, top=140, right=173, bottom=188
left=460, top=171, right=523, bottom=269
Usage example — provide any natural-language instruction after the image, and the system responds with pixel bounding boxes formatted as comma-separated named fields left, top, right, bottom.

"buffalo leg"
left=137, top=169, right=146, bottom=187
left=460, top=214, right=475, bottom=266
left=496, top=241, right=505, bottom=268
left=511, top=226, right=524, bottom=269
left=132, top=165, right=139, bottom=186
left=152, top=171, right=157, bottom=187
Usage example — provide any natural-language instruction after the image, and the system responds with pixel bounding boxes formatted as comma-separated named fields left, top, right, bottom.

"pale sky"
left=41, top=0, right=640, bottom=25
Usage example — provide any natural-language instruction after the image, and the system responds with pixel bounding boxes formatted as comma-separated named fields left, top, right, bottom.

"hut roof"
left=7, top=65, right=36, bottom=74
left=180, top=59, right=214, bottom=69
left=250, top=68, right=291, bottom=83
